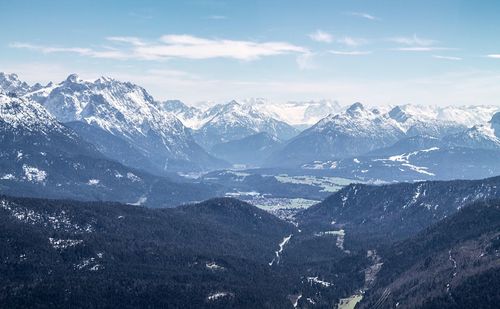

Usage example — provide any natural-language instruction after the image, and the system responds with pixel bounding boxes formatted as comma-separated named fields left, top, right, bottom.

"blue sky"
left=1, top=0, right=500, bottom=106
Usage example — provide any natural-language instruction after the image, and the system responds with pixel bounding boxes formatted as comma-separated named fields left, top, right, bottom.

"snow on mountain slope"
left=388, top=105, right=465, bottom=137
left=307, top=102, right=405, bottom=150
left=5, top=71, right=500, bottom=172
left=0, top=92, right=219, bottom=206
left=242, top=98, right=344, bottom=128
left=388, top=104, right=500, bottom=137
left=193, top=100, right=299, bottom=149
left=165, top=98, right=344, bottom=130
left=23, top=74, right=224, bottom=172
left=267, top=101, right=500, bottom=167
left=267, top=103, right=405, bottom=167
left=0, top=92, right=74, bottom=137
left=437, top=105, right=500, bottom=127
left=444, top=112, right=500, bottom=149
left=0, top=91, right=101, bottom=181
left=0, top=73, right=38, bottom=96
left=156, top=100, right=206, bottom=129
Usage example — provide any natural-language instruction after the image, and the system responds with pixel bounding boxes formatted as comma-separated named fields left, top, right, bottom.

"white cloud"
left=141, top=35, right=308, bottom=60
left=309, top=30, right=333, bottom=43
left=337, top=37, right=368, bottom=47
left=432, top=55, right=462, bottom=61
left=387, top=35, right=453, bottom=52
left=309, top=31, right=368, bottom=47
left=388, top=34, right=436, bottom=46
left=486, top=54, right=500, bottom=59
left=10, top=35, right=308, bottom=61
left=106, top=36, right=146, bottom=46
left=329, top=50, right=372, bottom=56
left=347, top=12, right=379, bottom=20
left=394, top=47, right=453, bottom=52
left=9, top=42, right=129, bottom=59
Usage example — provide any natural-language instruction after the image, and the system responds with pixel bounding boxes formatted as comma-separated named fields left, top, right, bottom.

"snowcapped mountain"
left=156, top=99, right=205, bottom=129
left=295, top=111, right=500, bottom=182
left=4, top=71, right=500, bottom=173
left=310, top=102, right=405, bottom=145
left=386, top=104, right=500, bottom=138
left=0, top=72, right=43, bottom=96
left=193, top=100, right=299, bottom=149
left=389, top=104, right=493, bottom=126
left=0, top=91, right=75, bottom=137
left=0, top=91, right=100, bottom=186
left=435, top=104, right=500, bottom=127
left=444, top=112, right=500, bottom=149
left=0, top=92, right=219, bottom=206
left=242, top=98, right=344, bottom=129
left=267, top=102, right=500, bottom=168
left=22, top=74, right=225, bottom=173
left=162, top=97, right=344, bottom=132
left=268, top=102, right=405, bottom=167
left=388, top=105, right=465, bottom=137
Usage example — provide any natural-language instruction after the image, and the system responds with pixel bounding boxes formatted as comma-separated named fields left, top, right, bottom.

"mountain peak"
left=388, top=105, right=409, bottom=122
left=0, top=92, right=63, bottom=132
left=345, top=102, right=371, bottom=118
left=0, top=72, right=31, bottom=95
left=65, top=73, right=81, bottom=83
left=0, top=72, right=19, bottom=80
left=346, top=102, right=365, bottom=115
left=95, top=76, right=114, bottom=84
left=348, top=102, right=364, bottom=110
left=164, top=99, right=187, bottom=108
left=227, top=99, right=241, bottom=107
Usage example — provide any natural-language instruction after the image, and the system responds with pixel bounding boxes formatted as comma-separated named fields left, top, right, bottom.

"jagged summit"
left=0, top=72, right=32, bottom=95
left=346, top=101, right=365, bottom=113
left=0, top=92, right=65, bottom=134
left=9, top=73, right=225, bottom=172
left=95, top=76, right=115, bottom=84
left=388, top=105, right=409, bottom=122
left=64, top=73, right=81, bottom=83
left=193, top=99, right=299, bottom=149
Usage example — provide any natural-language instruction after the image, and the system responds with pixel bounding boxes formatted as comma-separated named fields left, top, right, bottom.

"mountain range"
left=161, top=99, right=299, bottom=151
left=2, top=73, right=225, bottom=174
left=0, top=92, right=220, bottom=207
left=2, top=71, right=500, bottom=183
left=1, top=175, right=499, bottom=308
left=1, top=69, right=500, bottom=308
left=268, top=102, right=500, bottom=169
